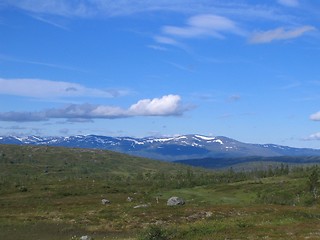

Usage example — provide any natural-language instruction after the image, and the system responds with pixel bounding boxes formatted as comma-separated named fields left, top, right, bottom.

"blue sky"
left=1, top=0, right=320, bottom=148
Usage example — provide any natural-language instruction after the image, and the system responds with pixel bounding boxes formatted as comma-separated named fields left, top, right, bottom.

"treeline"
left=127, top=164, right=317, bottom=190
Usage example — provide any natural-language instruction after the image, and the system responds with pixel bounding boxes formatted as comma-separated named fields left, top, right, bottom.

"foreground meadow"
left=0, top=145, right=320, bottom=239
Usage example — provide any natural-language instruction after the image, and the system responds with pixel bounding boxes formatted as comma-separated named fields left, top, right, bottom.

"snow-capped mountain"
left=1, top=134, right=320, bottom=161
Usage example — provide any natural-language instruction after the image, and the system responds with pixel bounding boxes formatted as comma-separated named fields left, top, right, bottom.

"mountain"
left=1, top=134, right=320, bottom=161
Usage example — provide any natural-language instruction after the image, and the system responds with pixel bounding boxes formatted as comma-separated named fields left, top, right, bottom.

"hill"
left=0, top=144, right=202, bottom=180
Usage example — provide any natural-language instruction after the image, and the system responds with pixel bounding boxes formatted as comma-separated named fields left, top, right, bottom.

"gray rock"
left=167, top=196, right=185, bottom=206
left=80, top=236, right=92, bottom=240
left=101, top=199, right=110, bottom=205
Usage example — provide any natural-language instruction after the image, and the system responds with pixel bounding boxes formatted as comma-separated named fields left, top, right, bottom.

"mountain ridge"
left=1, top=134, right=320, bottom=161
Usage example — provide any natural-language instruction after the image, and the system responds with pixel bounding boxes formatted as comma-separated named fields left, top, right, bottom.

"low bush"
left=139, top=225, right=171, bottom=240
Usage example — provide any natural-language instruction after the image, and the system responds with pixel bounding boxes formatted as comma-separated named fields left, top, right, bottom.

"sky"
left=1, top=0, right=320, bottom=148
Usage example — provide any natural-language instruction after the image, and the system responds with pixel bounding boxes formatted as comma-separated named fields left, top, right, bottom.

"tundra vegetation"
left=0, top=144, right=320, bottom=239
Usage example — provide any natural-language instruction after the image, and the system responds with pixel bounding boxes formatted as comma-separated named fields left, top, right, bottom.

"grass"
left=1, top=144, right=320, bottom=239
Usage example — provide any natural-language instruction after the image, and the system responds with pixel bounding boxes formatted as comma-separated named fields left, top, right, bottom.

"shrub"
left=19, top=186, right=28, bottom=192
left=139, top=225, right=170, bottom=240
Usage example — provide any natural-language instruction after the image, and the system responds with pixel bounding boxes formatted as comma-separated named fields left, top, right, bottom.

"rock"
left=101, top=199, right=111, bottom=205
left=133, top=204, right=149, bottom=209
left=80, top=235, right=92, bottom=240
left=167, top=196, right=185, bottom=206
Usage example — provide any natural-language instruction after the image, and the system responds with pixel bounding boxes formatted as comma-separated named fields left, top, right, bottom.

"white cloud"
left=0, top=78, right=126, bottom=98
left=278, top=0, right=299, bottom=7
left=3, top=0, right=294, bottom=23
left=129, top=95, right=182, bottom=116
left=249, top=26, right=316, bottom=44
left=310, top=111, right=320, bottom=121
left=161, top=14, right=241, bottom=40
left=304, top=132, right=320, bottom=141
left=4, top=0, right=91, bottom=17
left=188, top=14, right=237, bottom=32
left=147, top=45, right=168, bottom=51
left=154, top=36, right=179, bottom=46
left=0, top=95, right=190, bottom=122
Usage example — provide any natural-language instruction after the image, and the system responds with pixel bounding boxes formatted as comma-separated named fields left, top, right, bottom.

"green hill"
left=0, top=144, right=201, bottom=180
left=1, top=144, right=320, bottom=240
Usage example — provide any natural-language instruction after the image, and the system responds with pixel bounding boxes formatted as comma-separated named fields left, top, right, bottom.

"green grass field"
left=1, top=144, right=320, bottom=239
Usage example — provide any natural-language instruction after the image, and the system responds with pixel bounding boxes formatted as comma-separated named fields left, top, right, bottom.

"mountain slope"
left=0, top=134, right=320, bottom=161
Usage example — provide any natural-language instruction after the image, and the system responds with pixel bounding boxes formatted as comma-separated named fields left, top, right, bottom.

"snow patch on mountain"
left=194, top=135, right=216, bottom=141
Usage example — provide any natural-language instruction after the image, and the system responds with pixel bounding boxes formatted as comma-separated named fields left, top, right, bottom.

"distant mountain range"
left=1, top=134, right=320, bottom=161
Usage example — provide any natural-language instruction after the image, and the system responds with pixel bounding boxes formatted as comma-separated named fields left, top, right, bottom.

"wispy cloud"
left=280, top=81, right=301, bottom=90
left=154, top=36, right=179, bottom=46
left=0, top=95, right=192, bottom=122
left=157, top=14, right=243, bottom=43
left=30, top=14, right=69, bottom=30
left=249, top=26, right=316, bottom=44
left=163, top=14, right=241, bottom=39
left=166, top=61, right=195, bottom=72
left=304, top=132, right=320, bottom=141
left=0, top=78, right=127, bottom=98
left=147, top=45, right=168, bottom=51
left=227, top=94, right=241, bottom=103
left=4, top=0, right=92, bottom=17
left=310, top=111, right=320, bottom=121
left=3, top=0, right=296, bottom=23
left=278, top=0, right=299, bottom=7
left=0, top=54, right=87, bottom=72
left=153, top=14, right=245, bottom=50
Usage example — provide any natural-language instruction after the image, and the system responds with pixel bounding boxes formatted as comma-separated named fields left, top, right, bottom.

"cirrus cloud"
left=156, top=14, right=243, bottom=44
left=0, top=95, right=191, bottom=122
left=249, top=26, right=316, bottom=44
left=278, top=0, right=299, bottom=7
left=0, top=78, right=127, bottom=98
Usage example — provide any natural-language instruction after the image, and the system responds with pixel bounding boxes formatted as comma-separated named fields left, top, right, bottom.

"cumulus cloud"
left=129, top=95, right=183, bottom=116
left=310, top=111, right=320, bottom=121
left=0, top=78, right=126, bottom=98
left=278, top=0, right=299, bottom=7
left=0, top=95, right=190, bottom=122
left=249, top=26, right=316, bottom=44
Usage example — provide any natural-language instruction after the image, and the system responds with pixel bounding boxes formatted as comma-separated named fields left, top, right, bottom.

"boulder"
left=167, top=196, right=185, bottom=206
left=80, top=236, right=92, bottom=240
left=101, top=199, right=111, bottom=205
